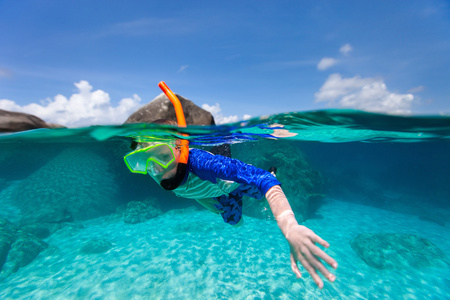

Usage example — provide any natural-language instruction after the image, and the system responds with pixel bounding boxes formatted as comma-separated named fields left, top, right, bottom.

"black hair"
left=130, top=140, right=138, bottom=150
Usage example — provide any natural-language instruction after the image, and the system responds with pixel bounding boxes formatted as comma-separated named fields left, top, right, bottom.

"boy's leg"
left=213, top=184, right=263, bottom=226
left=214, top=192, right=243, bottom=226
left=268, top=166, right=277, bottom=177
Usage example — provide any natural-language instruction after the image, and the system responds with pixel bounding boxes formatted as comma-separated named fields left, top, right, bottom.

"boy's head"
left=140, top=142, right=181, bottom=182
left=125, top=119, right=185, bottom=190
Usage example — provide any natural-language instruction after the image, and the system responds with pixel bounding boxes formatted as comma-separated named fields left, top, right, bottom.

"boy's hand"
left=265, top=185, right=338, bottom=288
left=284, top=222, right=338, bottom=289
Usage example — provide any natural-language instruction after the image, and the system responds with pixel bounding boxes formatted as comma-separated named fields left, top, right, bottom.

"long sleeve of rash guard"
left=187, top=148, right=281, bottom=195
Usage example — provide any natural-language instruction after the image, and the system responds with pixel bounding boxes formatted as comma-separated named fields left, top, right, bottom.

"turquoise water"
left=0, top=110, right=449, bottom=299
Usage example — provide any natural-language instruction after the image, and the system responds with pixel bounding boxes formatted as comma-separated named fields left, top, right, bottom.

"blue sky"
left=0, top=0, right=449, bottom=126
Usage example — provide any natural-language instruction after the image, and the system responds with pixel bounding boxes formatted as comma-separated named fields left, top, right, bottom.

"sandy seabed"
left=1, top=198, right=449, bottom=300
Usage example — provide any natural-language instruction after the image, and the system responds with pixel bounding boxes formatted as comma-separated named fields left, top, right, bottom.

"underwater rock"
left=0, top=219, right=16, bottom=271
left=2, top=231, right=48, bottom=277
left=124, top=93, right=215, bottom=125
left=350, top=233, right=448, bottom=269
left=0, top=178, right=6, bottom=191
left=0, top=218, right=48, bottom=280
left=12, top=147, right=119, bottom=223
left=418, top=214, right=446, bottom=227
left=0, top=109, right=64, bottom=132
left=20, top=223, right=62, bottom=239
left=122, top=198, right=163, bottom=224
left=231, top=140, right=325, bottom=222
left=26, top=208, right=73, bottom=225
left=79, top=239, right=113, bottom=254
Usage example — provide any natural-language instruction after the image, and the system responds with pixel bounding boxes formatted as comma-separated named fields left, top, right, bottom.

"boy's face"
left=137, top=141, right=181, bottom=184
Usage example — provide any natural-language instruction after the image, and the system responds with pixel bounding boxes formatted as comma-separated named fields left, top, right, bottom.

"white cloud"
left=201, top=103, right=222, bottom=116
left=408, top=85, right=425, bottom=93
left=202, top=103, right=249, bottom=124
left=317, top=57, right=338, bottom=71
left=177, top=65, right=189, bottom=73
left=0, top=99, right=21, bottom=112
left=315, top=73, right=414, bottom=115
left=101, top=18, right=197, bottom=37
left=0, top=68, right=12, bottom=78
left=340, top=43, right=353, bottom=55
left=218, top=115, right=239, bottom=124
left=0, top=80, right=142, bottom=127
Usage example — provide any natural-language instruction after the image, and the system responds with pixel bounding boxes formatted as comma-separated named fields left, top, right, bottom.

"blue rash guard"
left=172, top=148, right=281, bottom=225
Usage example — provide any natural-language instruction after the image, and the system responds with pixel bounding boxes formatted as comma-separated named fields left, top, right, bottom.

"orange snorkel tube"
left=157, top=81, right=189, bottom=190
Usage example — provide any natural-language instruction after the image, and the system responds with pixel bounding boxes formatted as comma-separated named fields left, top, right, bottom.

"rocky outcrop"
left=0, top=218, right=48, bottom=281
left=80, top=239, right=112, bottom=254
left=231, top=140, right=325, bottom=222
left=350, top=233, right=449, bottom=269
left=0, top=178, right=6, bottom=191
left=124, top=93, right=215, bottom=125
left=0, top=109, right=64, bottom=133
left=20, top=223, right=62, bottom=239
left=121, top=198, right=163, bottom=224
left=12, top=147, right=119, bottom=224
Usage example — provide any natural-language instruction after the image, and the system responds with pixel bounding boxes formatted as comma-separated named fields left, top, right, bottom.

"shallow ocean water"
left=0, top=110, right=449, bottom=299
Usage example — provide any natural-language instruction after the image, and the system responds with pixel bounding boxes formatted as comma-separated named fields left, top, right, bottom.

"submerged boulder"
left=80, top=239, right=112, bottom=254
left=0, top=178, right=6, bottom=191
left=0, top=109, right=64, bottom=133
left=12, top=147, right=119, bottom=224
left=350, top=233, right=449, bottom=269
left=20, top=223, right=61, bottom=239
left=124, top=93, right=215, bottom=125
left=122, top=198, right=163, bottom=224
left=232, top=140, right=324, bottom=222
left=0, top=219, right=16, bottom=270
left=0, top=218, right=48, bottom=281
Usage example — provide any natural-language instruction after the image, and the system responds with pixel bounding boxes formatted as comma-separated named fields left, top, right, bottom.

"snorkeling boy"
left=123, top=83, right=338, bottom=289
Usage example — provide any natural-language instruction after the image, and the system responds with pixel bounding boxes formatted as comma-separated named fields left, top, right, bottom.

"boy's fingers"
left=311, top=234, right=329, bottom=248
left=303, top=249, right=336, bottom=283
left=297, top=253, right=324, bottom=289
left=290, top=253, right=302, bottom=278
left=309, top=245, right=338, bottom=269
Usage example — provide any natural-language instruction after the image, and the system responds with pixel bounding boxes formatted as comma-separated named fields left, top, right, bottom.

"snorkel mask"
left=124, top=142, right=178, bottom=175
left=123, top=82, right=189, bottom=191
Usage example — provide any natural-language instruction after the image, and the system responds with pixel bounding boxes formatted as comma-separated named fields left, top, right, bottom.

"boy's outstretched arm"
left=265, top=185, right=338, bottom=289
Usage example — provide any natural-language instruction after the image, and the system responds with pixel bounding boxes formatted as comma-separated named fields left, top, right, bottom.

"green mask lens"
left=124, top=143, right=176, bottom=175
